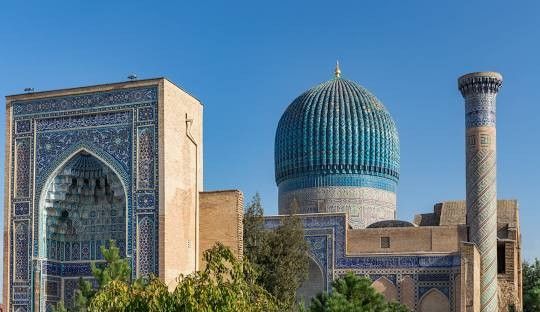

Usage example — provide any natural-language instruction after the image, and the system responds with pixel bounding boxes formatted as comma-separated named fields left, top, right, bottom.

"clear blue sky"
left=1, top=0, right=540, bottom=293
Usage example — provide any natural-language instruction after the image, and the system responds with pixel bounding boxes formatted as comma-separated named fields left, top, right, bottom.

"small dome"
left=367, top=220, right=415, bottom=228
left=275, top=76, right=399, bottom=186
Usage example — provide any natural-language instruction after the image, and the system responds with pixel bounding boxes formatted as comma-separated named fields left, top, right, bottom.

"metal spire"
left=334, top=60, right=341, bottom=78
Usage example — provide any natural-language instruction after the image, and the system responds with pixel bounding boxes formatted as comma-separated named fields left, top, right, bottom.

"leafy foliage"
left=55, top=241, right=281, bottom=311
left=308, top=272, right=410, bottom=312
left=243, top=193, right=310, bottom=309
left=53, top=240, right=131, bottom=311
left=523, top=259, right=540, bottom=312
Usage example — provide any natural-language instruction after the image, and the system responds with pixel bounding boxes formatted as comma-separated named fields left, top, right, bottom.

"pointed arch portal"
left=39, top=151, right=127, bottom=307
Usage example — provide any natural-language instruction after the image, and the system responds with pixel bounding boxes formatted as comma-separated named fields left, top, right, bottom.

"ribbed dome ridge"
left=275, top=77, right=400, bottom=185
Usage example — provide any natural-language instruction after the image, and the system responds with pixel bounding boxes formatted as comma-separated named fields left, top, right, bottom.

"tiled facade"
left=3, top=78, right=211, bottom=311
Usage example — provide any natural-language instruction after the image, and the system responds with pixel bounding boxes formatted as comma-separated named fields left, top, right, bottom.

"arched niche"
left=371, top=276, right=398, bottom=302
left=41, top=151, right=127, bottom=261
left=297, top=256, right=325, bottom=303
left=38, top=150, right=128, bottom=307
left=418, top=288, right=450, bottom=312
left=399, top=275, right=415, bottom=310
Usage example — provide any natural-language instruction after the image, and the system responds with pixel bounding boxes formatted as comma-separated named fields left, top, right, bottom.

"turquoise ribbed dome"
left=275, top=76, right=400, bottom=186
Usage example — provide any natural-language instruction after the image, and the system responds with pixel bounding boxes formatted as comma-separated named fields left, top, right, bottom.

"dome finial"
left=335, top=60, right=341, bottom=78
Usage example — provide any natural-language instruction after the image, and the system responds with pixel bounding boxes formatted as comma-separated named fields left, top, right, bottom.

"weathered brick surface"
left=159, top=79, right=203, bottom=286
left=347, top=225, right=467, bottom=254
left=199, top=190, right=243, bottom=265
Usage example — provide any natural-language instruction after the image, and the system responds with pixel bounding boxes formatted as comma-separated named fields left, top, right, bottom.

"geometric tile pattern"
left=14, top=222, right=29, bottom=281
left=137, top=216, right=155, bottom=276
left=14, top=138, right=31, bottom=198
left=14, top=202, right=30, bottom=216
left=8, top=86, right=159, bottom=310
left=137, top=127, right=155, bottom=189
left=459, top=72, right=503, bottom=312
left=15, top=120, right=31, bottom=134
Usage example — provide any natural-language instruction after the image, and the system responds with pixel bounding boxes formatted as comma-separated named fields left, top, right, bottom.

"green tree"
left=523, top=259, right=540, bottom=312
left=243, top=193, right=268, bottom=266
left=51, top=301, right=68, bottom=312
left=52, top=240, right=130, bottom=311
left=308, top=273, right=410, bottom=312
left=87, top=242, right=281, bottom=312
left=243, top=193, right=310, bottom=309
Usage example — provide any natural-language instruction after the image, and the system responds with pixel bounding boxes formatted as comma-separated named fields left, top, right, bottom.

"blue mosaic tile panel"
left=12, top=87, right=157, bottom=116
left=14, top=202, right=30, bottom=215
left=12, top=286, right=30, bottom=304
left=45, top=280, right=60, bottom=298
left=15, top=120, right=31, bottom=134
left=14, top=138, right=31, bottom=198
left=137, top=126, right=155, bottom=189
left=13, top=305, right=29, bottom=312
left=14, top=221, right=29, bottom=281
left=138, top=107, right=154, bottom=121
left=36, top=111, right=130, bottom=131
left=35, top=126, right=131, bottom=179
left=418, top=273, right=450, bottom=282
left=137, top=215, right=155, bottom=276
left=137, top=193, right=155, bottom=209
left=63, top=278, right=79, bottom=307
left=278, top=174, right=397, bottom=193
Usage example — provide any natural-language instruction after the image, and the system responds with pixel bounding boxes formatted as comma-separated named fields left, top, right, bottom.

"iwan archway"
left=38, top=150, right=127, bottom=308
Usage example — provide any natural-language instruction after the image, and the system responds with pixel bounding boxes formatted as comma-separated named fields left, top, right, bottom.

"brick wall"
left=199, top=190, right=243, bottom=266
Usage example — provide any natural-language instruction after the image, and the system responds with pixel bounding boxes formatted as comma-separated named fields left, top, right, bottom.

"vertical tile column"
left=458, top=72, right=503, bottom=312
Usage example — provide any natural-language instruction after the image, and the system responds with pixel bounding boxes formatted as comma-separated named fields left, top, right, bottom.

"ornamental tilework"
left=36, top=111, right=130, bottom=131
left=137, top=193, right=155, bottom=209
left=35, top=126, right=132, bottom=179
left=138, top=107, right=154, bottom=121
left=278, top=174, right=397, bottom=193
left=15, top=138, right=31, bottom=198
left=465, top=94, right=497, bottom=128
left=15, top=120, right=32, bottom=134
left=8, top=86, right=160, bottom=310
left=62, top=278, right=78, bottom=307
left=12, top=87, right=157, bottom=116
left=137, top=126, right=155, bottom=189
left=14, top=202, right=30, bottom=215
left=137, top=216, right=155, bottom=276
left=14, top=222, right=29, bottom=281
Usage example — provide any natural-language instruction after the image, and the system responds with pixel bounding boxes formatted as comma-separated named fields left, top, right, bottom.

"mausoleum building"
left=3, top=69, right=522, bottom=312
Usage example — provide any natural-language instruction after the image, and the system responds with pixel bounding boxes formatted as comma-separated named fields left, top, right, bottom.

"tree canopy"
left=307, top=273, right=410, bottom=312
left=243, top=193, right=310, bottom=310
left=54, top=241, right=282, bottom=312
left=523, top=258, right=540, bottom=312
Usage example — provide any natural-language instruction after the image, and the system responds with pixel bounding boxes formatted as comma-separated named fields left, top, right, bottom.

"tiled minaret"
left=458, top=72, right=503, bottom=312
